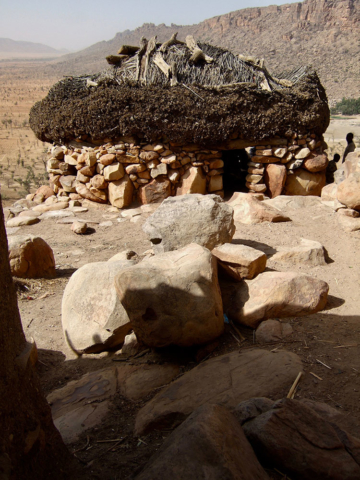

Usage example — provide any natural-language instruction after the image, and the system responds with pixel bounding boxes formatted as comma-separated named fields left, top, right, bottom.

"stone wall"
left=47, top=131, right=328, bottom=207
left=245, top=132, right=328, bottom=198
left=47, top=140, right=224, bottom=207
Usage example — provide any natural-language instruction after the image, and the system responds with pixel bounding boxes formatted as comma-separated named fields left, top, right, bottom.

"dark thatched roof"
left=30, top=37, right=330, bottom=146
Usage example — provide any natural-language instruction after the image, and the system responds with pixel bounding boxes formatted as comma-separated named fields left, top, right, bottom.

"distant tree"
left=331, top=97, right=360, bottom=115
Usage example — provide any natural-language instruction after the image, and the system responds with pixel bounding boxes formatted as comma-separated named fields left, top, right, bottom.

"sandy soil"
left=1, top=60, right=360, bottom=479
left=5, top=195, right=360, bottom=479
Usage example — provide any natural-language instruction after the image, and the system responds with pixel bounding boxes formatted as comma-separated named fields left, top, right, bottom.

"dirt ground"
left=5, top=195, right=360, bottom=479
left=1, top=60, right=360, bottom=479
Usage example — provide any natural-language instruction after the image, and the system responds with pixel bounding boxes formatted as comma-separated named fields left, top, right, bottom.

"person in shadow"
left=342, top=132, right=356, bottom=163
left=326, top=153, right=340, bottom=184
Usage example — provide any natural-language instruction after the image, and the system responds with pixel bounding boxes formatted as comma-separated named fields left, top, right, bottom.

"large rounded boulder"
left=8, top=235, right=55, bottom=278
left=115, top=243, right=224, bottom=348
left=142, top=194, right=235, bottom=254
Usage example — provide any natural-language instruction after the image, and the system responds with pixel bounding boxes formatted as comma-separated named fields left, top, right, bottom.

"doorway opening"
left=222, top=149, right=250, bottom=199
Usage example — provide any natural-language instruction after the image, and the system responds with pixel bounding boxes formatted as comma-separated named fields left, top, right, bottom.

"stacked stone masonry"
left=47, top=132, right=327, bottom=206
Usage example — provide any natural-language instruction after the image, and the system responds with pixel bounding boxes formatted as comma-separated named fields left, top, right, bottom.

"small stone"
left=256, top=319, right=293, bottom=343
left=71, top=221, right=87, bottom=234
left=295, top=148, right=311, bottom=160
left=99, top=153, right=116, bottom=166
left=151, top=163, right=167, bottom=178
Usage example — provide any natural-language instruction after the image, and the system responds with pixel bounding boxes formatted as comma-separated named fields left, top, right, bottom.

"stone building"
left=29, top=35, right=330, bottom=206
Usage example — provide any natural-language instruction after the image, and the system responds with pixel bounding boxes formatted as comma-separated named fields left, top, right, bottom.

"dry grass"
left=0, top=61, right=59, bottom=205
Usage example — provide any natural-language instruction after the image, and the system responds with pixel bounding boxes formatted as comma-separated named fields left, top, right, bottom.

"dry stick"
left=182, top=83, right=204, bottom=101
left=96, top=438, right=126, bottom=444
left=310, top=372, right=323, bottom=381
left=287, top=372, right=303, bottom=399
left=229, top=318, right=246, bottom=342
left=73, top=435, right=90, bottom=454
left=316, top=359, right=332, bottom=370
left=334, top=344, right=358, bottom=348
left=230, top=331, right=242, bottom=346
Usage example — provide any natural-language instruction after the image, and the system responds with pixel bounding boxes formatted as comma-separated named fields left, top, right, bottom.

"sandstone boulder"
left=270, top=238, right=326, bottom=266
left=176, top=167, right=206, bottom=195
left=115, top=243, right=224, bottom=348
left=337, top=172, right=360, bottom=210
left=6, top=216, right=40, bottom=227
left=138, top=178, right=171, bottom=204
left=143, top=194, right=235, bottom=253
left=226, top=271, right=329, bottom=328
left=337, top=214, right=360, bottom=232
left=135, top=349, right=302, bottom=435
left=76, top=183, right=107, bottom=204
left=135, top=404, right=269, bottom=480
left=35, top=185, right=54, bottom=199
left=59, top=175, right=77, bottom=193
left=108, top=175, right=134, bottom=208
left=284, top=169, right=326, bottom=196
left=243, top=399, right=360, bottom=480
left=62, top=258, right=137, bottom=354
left=321, top=182, right=338, bottom=201
left=227, top=193, right=290, bottom=224
left=303, top=153, right=329, bottom=172
left=103, top=162, right=124, bottom=181
left=212, top=243, right=267, bottom=280
left=8, top=234, right=55, bottom=278
left=264, top=163, right=287, bottom=198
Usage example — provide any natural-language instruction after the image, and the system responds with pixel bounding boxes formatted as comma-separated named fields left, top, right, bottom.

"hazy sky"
left=1, top=0, right=301, bottom=52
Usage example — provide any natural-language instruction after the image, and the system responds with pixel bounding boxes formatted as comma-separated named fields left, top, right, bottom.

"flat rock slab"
left=39, top=210, right=74, bottom=220
left=212, top=243, right=267, bottom=280
left=271, top=238, right=326, bottom=266
left=135, top=349, right=303, bottom=435
left=228, top=193, right=290, bottom=224
left=47, top=364, right=180, bottom=444
left=263, top=195, right=322, bottom=210
left=47, top=368, right=117, bottom=444
left=243, top=398, right=360, bottom=480
left=116, top=364, right=180, bottom=401
left=337, top=214, right=360, bottom=232
left=135, top=404, right=269, bottom=480
left=226, top=271, right=329, bottom=328
left=6, top=216, right=40, bottom=227
left=6, top=227, right=21, bottom=236
left=56, top=217, right=99, bottom=224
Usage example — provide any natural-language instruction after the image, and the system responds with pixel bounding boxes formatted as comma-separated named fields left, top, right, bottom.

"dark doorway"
left=222, top=149, right=249, bottom=198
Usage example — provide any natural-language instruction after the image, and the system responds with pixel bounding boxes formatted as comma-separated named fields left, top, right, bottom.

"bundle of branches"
left=30, top=36, right=330, bottom=146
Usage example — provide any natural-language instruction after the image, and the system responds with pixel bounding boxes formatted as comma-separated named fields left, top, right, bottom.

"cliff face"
left=47, top=0, right=360, bottom=101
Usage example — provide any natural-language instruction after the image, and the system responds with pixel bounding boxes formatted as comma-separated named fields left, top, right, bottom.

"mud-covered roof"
left=29, top=35, right=330, bottom=146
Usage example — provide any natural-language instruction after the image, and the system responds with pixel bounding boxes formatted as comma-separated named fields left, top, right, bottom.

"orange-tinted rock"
left=76, top=183, right=108, bottom=204
left=303, top=154, right=329, bottom=172
left=337, top=172, right=360, bottom=210
left=284, top=169, right=326, bottom=196
left=264, top=164, right=286, bottom=198
left=35, top=185, right=54, bottom=199
left=139, top=178, right=171, bottom=204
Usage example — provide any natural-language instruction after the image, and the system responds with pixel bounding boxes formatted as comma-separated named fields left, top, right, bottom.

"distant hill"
left=0, top=38, right=68, bottom=58
left=44, top=0, right=360, bottom=102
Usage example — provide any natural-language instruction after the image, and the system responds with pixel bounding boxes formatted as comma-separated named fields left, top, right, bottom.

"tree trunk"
left=0, top=196, right=76, bottom=479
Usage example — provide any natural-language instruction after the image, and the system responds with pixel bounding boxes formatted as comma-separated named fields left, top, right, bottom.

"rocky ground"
left=4, top=188, right=360, bottom=479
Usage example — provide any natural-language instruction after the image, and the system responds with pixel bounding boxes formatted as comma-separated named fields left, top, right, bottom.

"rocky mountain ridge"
left=45, top=0, right=360, bottom=102
left=0, top=38, right=67, bottom=57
